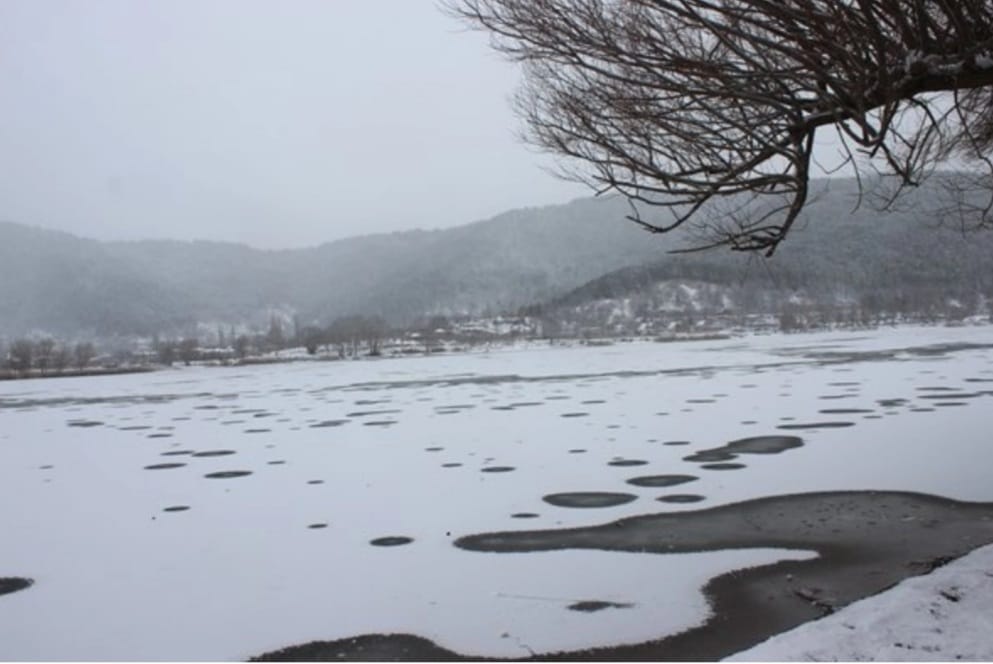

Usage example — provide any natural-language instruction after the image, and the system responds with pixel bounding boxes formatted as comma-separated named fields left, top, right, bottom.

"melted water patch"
left=370, top=536, right=413, bottom=546
left=0, top=577, right=33, bottom=597
left=543, top=492, right=637, bottom=508
left=607, top=459, right=649, bottom=467
left=204, top=470, right=253, bottom=479
left=777, top=422, right=854, bottom=430
left=626, top=475, right=698, bottom=488
left=684, top=435, right=803, bottom=463
left=567, top=600, right=634, bottom=613
left=657, top=494, right=706, bottom=504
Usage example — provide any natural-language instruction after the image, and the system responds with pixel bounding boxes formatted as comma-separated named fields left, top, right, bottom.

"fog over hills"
left=534, top=176, right=993, bottom=331
left=0, top=196, right=666, bottom=337
left=2, top=174, right=992, bottom=339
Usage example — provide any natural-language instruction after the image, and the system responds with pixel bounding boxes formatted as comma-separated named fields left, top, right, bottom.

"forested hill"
left=2, top=173, right=991, bottom=338
left=536, top=177, right=993, bottom=326
left=0, top=195, right=667, bottom=336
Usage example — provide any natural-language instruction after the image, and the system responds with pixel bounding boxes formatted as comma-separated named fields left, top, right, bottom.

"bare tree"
left=178, top=338, right=199, bottom=366
left=51, top=344, right=70, bottom=375
left=156, top=339, right=176, bottom=366
left=447, top=0, right=993, bottom=254
left=300, top=326, right=324, bottom=355
left=74, top=342, right=96, bottom=372
left=266, top=315, right=285, bottom=351
left=362, top=316, right=388, bottom=356
left=34, top=338, right=56, bottom=375
left=233, top=335, right=251, bottom=361
left=8, top=339, right=33, bottom=376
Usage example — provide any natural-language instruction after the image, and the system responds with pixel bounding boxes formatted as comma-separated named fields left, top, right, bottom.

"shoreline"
left=252, top=491, right=993, bottom=661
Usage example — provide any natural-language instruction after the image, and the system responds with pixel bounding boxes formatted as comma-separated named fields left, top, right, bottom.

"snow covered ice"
left=728, top=542, right=993, bottom=662
left=2, top=324, right=993, bottom=659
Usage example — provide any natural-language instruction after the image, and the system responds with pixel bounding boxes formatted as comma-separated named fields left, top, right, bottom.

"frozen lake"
left=2, top=325, right=993, bottom=660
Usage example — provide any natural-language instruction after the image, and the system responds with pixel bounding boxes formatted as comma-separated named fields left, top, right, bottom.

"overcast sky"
left=0, top=0, right=588, bottom=248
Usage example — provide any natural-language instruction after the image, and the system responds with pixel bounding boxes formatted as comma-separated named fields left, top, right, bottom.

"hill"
left=0, top=196, right=667, bottom=337
left=533, top=177, right=993, bottom=333
left=2, top=173, right=991, bottom=338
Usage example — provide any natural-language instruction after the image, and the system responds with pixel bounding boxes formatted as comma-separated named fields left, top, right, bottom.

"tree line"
left=1, top=339, right=96, bottom=378
left=150, top=314, right=458, bottom=367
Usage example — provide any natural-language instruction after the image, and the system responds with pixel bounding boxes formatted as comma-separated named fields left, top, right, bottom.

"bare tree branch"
left=444, top=0, right=993, bottom=254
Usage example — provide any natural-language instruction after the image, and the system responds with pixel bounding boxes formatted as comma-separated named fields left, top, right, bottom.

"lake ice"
left=1, top=324, right=992, bottom=660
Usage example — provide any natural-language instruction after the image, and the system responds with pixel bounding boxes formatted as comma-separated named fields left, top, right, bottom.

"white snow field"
left=1, top=324, right=993, bottom=660
left=728, top=542, right=993, bottom=661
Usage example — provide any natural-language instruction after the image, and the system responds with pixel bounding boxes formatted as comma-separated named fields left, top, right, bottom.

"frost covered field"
left=2, top=324, right=993, bottom=660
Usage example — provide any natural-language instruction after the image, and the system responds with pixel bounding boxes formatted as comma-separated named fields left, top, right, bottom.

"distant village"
left=3, top=291, right=991, bottom=380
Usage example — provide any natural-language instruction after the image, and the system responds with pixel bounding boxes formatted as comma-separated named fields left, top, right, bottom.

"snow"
left=727, top=542, right=993, bottom=661
left=1, top=323, right=993, bottom=659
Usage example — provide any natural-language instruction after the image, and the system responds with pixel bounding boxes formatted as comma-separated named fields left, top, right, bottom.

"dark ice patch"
left=657, top=494, right=706, bottom=504
left=777, top=422, right=854, bottom=430
left=0, top=577, right=33, bottom=597
left=347, top=409, right=402, bottom=417
left=626, top=475, right=698, bottom=488
left=608, top=459, right=648, bottom=467
left=918, top=392, right=983, bottom=400
left=684, top=435, right=803, bottom=463
left=567, top=600, right=633, bottom=612
left=543, top=492, right=637, bottom=508
left=204, top=470, right=253, bottom=479
left=370, top=536, right=413, bottom=546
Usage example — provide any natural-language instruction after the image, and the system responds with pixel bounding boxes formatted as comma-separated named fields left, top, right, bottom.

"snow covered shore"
left=728, top=543, right=993, bottom=661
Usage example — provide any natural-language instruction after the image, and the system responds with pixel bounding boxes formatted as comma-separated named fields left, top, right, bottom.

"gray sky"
left=0, top=0, right=588, bottom=248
